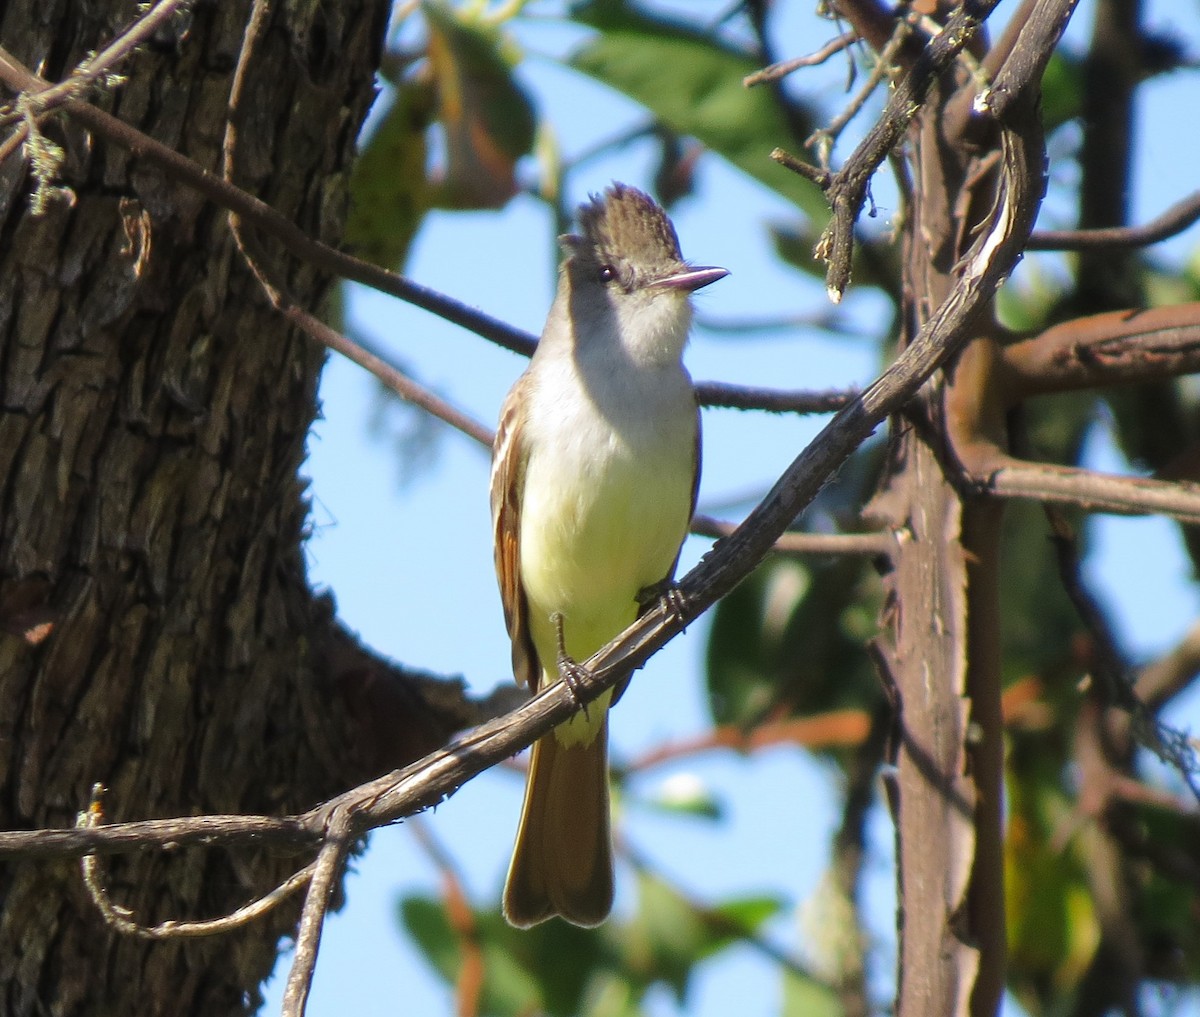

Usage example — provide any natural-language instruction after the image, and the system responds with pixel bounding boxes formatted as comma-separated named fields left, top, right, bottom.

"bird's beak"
left=651, top=265, right=729, bottom=292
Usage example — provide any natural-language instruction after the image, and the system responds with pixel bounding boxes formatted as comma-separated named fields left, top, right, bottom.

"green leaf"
left=621, top=873, right=707, bottom=1001
left=705, top=553, right=881, bottom=732
left=346, top=79, right=434, bottom=270
left=781, top=968, right=844, bottom=1017
left=423, top=0, right=538, bottom=209
left=400, top=894, right=610, bottom=1016
left=401, top=883, right=789, bottom=1015
left=1003, top=775, right=1100, bottom=1007
left=640, top=771, right=725, bottom=822
left=568, top=0, right=827, bottom=221
left=619, top=877, right=787, bottom=1004
left=707, top=894, right=784, bottom=935
left=399, top=896, right=459, bottom=984
left=1039, top=50, right=1084, bottom=132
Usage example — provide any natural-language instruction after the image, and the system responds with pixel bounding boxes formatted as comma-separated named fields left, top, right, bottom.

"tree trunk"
left=869, top=37, right=1008, bottom=1017
left=0, top=3, right=433, bottom=1014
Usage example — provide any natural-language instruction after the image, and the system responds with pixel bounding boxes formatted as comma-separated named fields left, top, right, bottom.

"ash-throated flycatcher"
left=490, top=184, right=726, bottom=927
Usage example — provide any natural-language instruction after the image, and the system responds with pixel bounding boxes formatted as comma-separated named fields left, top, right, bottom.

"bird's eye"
left=598, top=264, right=617, bottom=283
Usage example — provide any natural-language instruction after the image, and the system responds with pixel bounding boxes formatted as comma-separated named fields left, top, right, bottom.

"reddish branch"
left=625, top=710, right=873, bottom=772
left=947, top=306, right=1200, bottom=524
left=410, top=819, right=485, bottom=1017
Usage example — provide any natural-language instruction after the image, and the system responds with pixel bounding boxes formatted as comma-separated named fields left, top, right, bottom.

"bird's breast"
left=517, top=362, right=696, bottom=661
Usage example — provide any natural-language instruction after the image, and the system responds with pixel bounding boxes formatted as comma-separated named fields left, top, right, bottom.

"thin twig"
left=781, top=0, right=1005, bottom=301
left=224, top=10, right=356, bottom=1012
left=807, top=19, right=911, bottom=168
left=744, top=32, right=857, bottom=86
left=77, top=784, right=318, bottom=940
left=0, top=46, right=871, bottom=431
left=1028, top=189, right=1200, bottom=250
left=690, top=514, right=893, bottom=556
left=22, top=0, right=189, bottom=115
left=695, top=381, right=857, bottom=414
left=1047, top=513, right=1200, bottom=802
left=0, top=46, right=537, bottom=356
left=280, top=809, right=354, bottom=1017
left=0, top=0, right=188, bottom=181
left=1043, top=508, right=1132, bottom=706
left=1134, top=621, right=1200, bottom=713
left=695, top=308, right=857, bottom=336
left=624, top=710, right=873, bottom=772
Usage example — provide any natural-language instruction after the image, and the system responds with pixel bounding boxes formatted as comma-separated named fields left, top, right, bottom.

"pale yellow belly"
left=519, top=429, right=693, bottom=742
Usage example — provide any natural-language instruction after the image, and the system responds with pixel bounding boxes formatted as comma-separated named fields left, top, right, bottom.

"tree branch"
left=775, top=0, right=1004, bottom=301
left=78, top=785, right=319, bottom=940
left=281, top=807, right=354, bottom=1017
left=1028, top=189, right=1200, bottom=250
left=744, top=32, right=858, bottom=87
left=690, top=514, right=893, bottom=556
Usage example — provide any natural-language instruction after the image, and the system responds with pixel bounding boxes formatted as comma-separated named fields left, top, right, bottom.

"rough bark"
left=867, top=29, right=1007, bottom=1017
left=0, top=3, right=461, bottom=1015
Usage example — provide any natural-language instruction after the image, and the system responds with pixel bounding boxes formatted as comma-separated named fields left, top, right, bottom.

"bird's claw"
left=636, top=579, right=691, bottom=626
left=551, top=611, right=591, bottom=721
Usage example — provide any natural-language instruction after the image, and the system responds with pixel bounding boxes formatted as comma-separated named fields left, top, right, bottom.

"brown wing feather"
left=490, top=375, right=540, bottom=690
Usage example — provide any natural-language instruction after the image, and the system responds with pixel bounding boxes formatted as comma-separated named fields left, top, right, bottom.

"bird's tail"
left=503, top=720, right=613, bottom=928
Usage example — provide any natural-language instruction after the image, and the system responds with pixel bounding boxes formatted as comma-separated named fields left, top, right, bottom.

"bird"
left=490, top=183, right=726, bottom=927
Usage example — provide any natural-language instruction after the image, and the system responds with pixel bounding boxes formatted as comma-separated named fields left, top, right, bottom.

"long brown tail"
left=503, top=720, right=613, bottom=928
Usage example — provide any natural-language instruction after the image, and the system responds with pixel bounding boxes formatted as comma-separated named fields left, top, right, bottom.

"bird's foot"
left=636, top=578, right=692, bottom=627
left=551, top=611, right=592, bottom=721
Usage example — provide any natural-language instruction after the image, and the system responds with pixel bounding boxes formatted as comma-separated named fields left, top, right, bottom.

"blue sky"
left=261, top=3, right=1200, bottom=1015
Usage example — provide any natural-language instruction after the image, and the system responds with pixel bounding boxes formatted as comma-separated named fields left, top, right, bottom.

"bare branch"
left=1002, top=303, right=1200, bottom=396
left=281, top=809, right=354, bottom=1017
left=977, top=457, right=1200, bottom=526
left=744, top=32, right=858, bottom=87
left=807, top=18, right=911, bottom=167
left=1028, top=189, right=1200, bottom=250
left=0, top=813, right=315, bottom=859
left=690, top=514, right=893, bottom=556
left=695, top=381, right=857, bottom=414
left=625, top=710, right=872, bottom=772
left=410, top=819, right=485, bottom=1017
left=0, top=46, right=537, bottom=357
left=76, top=784, right=317, bottom=940
left=0, top=46, right=877, bottom=438
left=775, top=0, right=1004, bottom=301
left=1043, top=508, right=1132, bottom=707
left=1134, top=621, right=1200, bottom=713
left=15, top=0, right=188, bottom=115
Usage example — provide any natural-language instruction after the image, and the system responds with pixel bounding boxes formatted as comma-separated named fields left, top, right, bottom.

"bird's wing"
left=490, top=375, right=540, bottom=690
